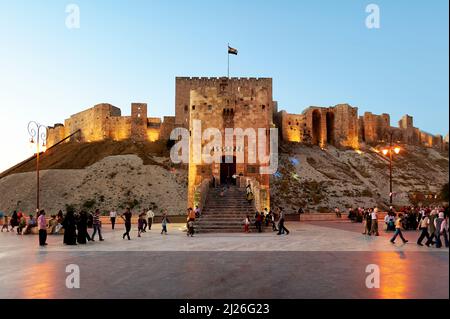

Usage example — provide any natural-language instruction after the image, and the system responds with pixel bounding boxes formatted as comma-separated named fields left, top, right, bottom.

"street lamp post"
left=27, top=121, right=48, bottom=212
left=381, top=131, right=401, bottom=205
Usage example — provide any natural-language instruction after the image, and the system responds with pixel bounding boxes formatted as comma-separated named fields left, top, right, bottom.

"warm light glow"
left=382, top=149, right=389, bottom=156
left=355, top=149, right=363, bottom=155
left=394, top=147, right=401, bottom=154
left=147, top=129, right=160, bottom=142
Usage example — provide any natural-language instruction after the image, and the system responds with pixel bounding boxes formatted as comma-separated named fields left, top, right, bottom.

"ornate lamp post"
left=380, top=130, right=401, bottom=205
left=28, top=121, right=48, bottom=211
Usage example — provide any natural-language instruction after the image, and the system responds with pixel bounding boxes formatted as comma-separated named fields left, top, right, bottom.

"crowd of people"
left=1, top=203, right=448, bottom=248
left=0, top=206, right=162, bottom=246
left=346, top=205, right=449, bottom=248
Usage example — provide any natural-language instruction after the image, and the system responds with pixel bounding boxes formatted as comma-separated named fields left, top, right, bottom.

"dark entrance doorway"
left=326, top=112, right=335, bottom=145
left=312, top=110, right=322, bottom=146
left=220, top=155, right=236, bottom=185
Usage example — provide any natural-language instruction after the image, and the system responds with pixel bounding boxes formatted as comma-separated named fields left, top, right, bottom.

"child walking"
left=161, top=212, right=169, bottom=235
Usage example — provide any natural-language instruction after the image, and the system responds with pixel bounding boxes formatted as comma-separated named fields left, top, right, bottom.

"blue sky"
left=0, top=0, right=448, bottom=171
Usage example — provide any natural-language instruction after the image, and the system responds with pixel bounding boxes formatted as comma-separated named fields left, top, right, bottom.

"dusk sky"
left=0, top=0, right=448, bottom=172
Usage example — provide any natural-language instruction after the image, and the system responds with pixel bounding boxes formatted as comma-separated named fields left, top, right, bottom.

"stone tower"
left=131, top=103, right=148, bottom=141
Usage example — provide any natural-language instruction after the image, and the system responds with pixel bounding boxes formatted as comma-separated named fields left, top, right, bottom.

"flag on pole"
left=228, top=45, right=238, bottom=55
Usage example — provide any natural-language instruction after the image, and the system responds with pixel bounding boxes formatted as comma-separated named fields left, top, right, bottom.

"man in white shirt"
left=370, top=208, right=379, bottom=236
left=110, top=210, right=117, bottom=230
left=147, top=208, right=155, bottom=230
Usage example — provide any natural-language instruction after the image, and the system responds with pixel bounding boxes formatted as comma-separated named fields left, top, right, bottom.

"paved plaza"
left=0, top=221, right=448, bottom=299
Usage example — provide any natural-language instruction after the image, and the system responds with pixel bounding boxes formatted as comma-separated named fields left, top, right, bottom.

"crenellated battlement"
left=176, top=76, right=271, bottom=81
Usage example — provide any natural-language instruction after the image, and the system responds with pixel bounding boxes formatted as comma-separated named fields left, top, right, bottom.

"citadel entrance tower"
left=175, top=77, right=275, bottom=211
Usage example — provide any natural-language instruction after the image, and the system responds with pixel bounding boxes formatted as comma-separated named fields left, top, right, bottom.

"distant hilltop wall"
left=47, top=103, right=175, bottom=147
left=276, top=106, right=447, bottom=150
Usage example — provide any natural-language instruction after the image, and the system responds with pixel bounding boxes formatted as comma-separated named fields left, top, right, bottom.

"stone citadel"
left=47, top=76, right=447, bottom=150
left=46, top=77, right=448, bottom=210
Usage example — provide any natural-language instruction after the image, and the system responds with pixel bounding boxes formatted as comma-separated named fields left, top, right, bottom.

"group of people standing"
left=244, top=207, right=289, bottom=235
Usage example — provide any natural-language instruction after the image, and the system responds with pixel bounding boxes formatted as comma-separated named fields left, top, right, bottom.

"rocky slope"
left=0, top=140, right=447, bottom=215
left=270, top=142, right=449, bottom=213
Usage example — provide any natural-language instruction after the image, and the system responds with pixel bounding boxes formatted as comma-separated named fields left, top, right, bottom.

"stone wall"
left=47, top=124, right=66, bottom=147
left=46, top=103, right=174, bottom=147
left=276, top=111, right=308, bottom=143
left=332, top=104, right=359, bottom=148
left=360, top=112, right=391, bottom=144
left=160, top=116, right=175, bottom=140
left=277, top=104, right=358, bottom=148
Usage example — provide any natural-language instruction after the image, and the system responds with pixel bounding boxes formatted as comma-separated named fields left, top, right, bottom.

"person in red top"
left=37, top=210, right=47, bottom=246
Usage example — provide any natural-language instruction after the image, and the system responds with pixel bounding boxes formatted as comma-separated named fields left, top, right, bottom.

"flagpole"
left=227, top=43, right=230, bottom=78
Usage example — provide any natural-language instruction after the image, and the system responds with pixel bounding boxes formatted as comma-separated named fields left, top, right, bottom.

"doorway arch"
left=326, top=112, right=335, bottom=145
left=312, top=110, right=322, bottom=146
left=220, top=155, right=236, bottom=185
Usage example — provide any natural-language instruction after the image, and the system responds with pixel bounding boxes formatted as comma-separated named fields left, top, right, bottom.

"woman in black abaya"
left=76, top=211, right=91, bottom=244
left=62, top=211, right=77, bottom=245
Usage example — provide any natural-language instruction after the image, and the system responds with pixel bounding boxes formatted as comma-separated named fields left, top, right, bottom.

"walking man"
left=270, top=210, right=278, bottom=232
left=417, top=212, right=430, bottom=246
left=425, top=209, right=438, bottom=247
left=141, top=209, right=148, bottom=232
left=147, top=207, right=155, bottom=230
left=434, top=212, right=449, bottom=248
left=121, top=207, right=132, bottom=240
left=91, top=209, right=104, bottom=241
left=37, top=210, right=47, bottom=246
left=109, top=210, right=117, bottom=230
left=390, top=213, right=408, bottom=244
left=370, top=208, right=379, bottom=236
left=277, top=208, right=290, bottom=235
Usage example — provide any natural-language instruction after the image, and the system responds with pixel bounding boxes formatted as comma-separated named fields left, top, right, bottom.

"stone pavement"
left=0, top=221, right=448, bottom=299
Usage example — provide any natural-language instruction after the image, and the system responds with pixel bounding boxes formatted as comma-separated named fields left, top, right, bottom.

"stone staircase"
left=195, top=186, right=256, bottom=233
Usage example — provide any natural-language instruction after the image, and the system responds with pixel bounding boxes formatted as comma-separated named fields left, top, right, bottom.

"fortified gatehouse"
left=178, top=77, right=275, bottom=212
